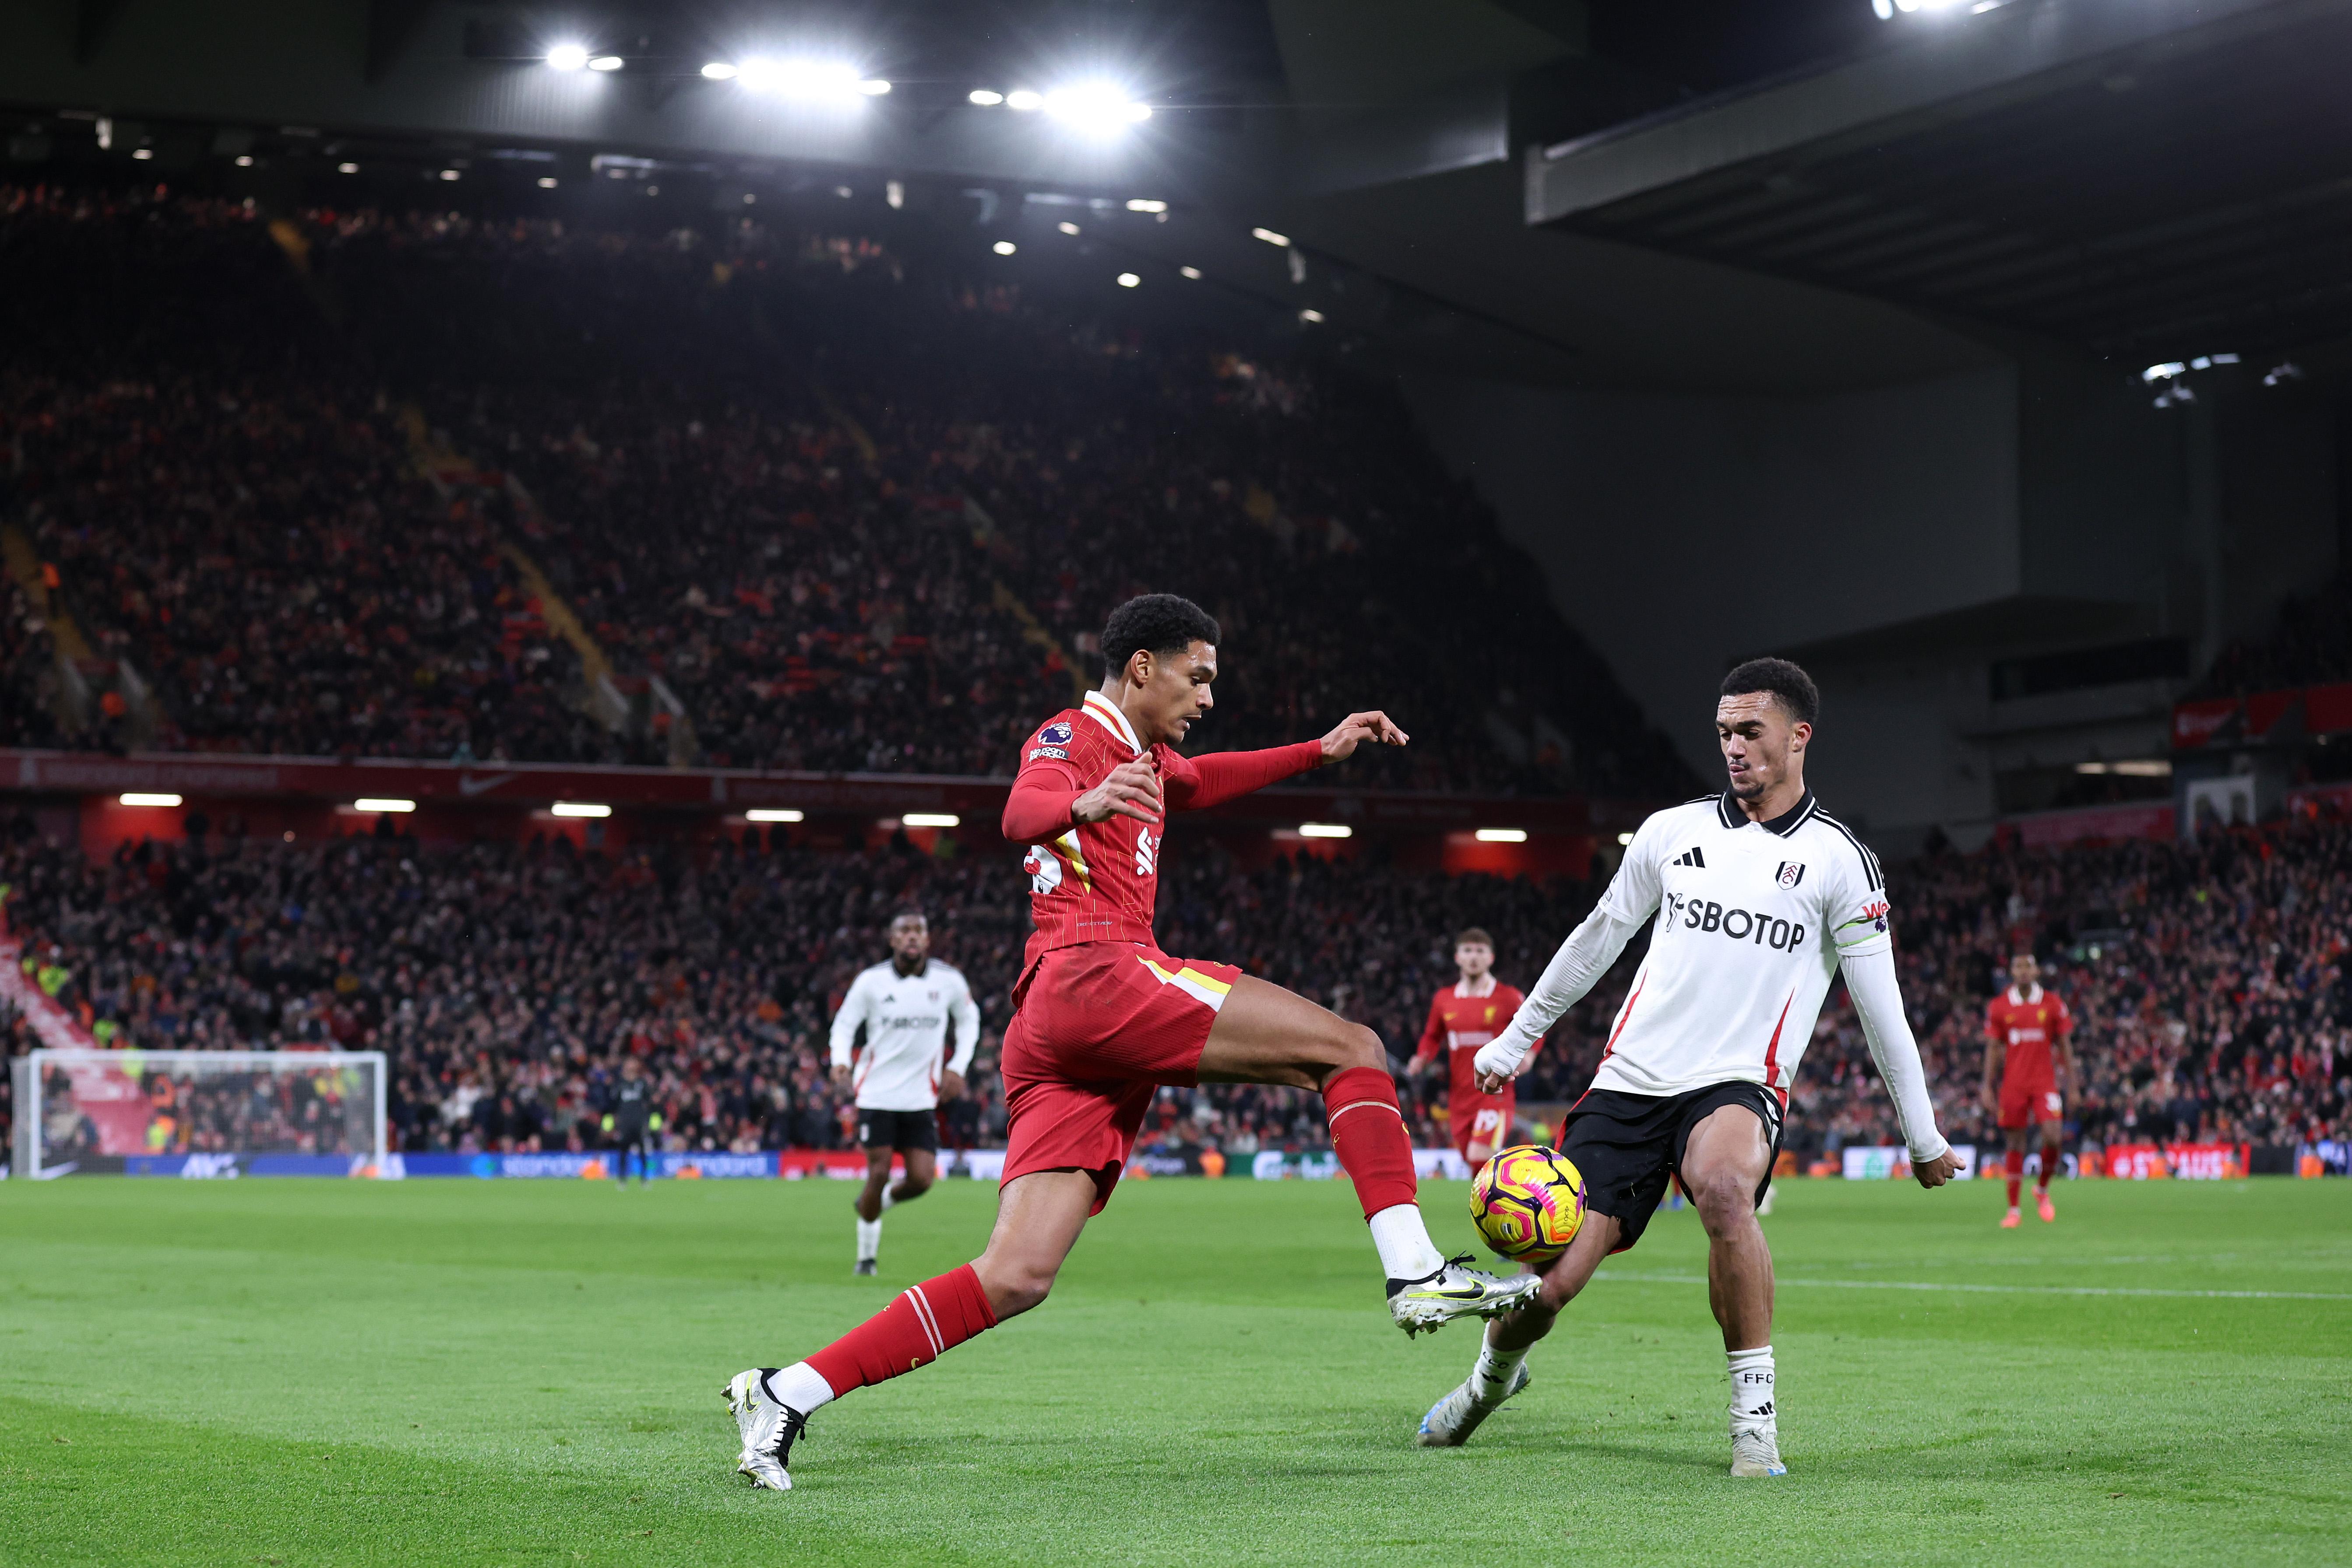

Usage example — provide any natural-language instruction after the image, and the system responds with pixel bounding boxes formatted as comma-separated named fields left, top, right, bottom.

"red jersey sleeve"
left=2050, top=993, right=2073, bottom=1039
left=1414, top=992, right=1447, bottom=1068
left=1162, top=741, right=1324, bottom=812
left=1002, top=715, right=1088, bottom=840
left=1984, top=997, right=2006, bottom=1042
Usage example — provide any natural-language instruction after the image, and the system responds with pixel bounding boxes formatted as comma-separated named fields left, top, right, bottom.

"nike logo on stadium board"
left=458, top=772, right=519, bottom=796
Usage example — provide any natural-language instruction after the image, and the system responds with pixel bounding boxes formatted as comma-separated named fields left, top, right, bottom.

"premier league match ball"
left=1469, top=1145, right=1588, bottom=1263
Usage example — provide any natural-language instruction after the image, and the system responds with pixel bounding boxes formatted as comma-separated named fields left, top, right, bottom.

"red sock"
left=805, top=1263, right=998, bottom=1398
left=2005, top=1148, right=2023, bottom=1208
left=1324, top=1066, right=1419, bottom=1220
left=2038, top=1142, right=2060, bottom=1191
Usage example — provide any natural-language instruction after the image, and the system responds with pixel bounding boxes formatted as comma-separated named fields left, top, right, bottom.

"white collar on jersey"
left=2007, top=983, right=2044, bottom=1006
left=1082, top=690, right=1144, bottom=757
left=1453, top=976, right=1497, bottom=999
left=1715, top=788, right=1819, bottom=838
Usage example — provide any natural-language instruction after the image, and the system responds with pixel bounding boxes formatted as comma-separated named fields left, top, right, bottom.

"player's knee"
left=1335, top=1022, right=1386, bottom=1074
left=900, top=1174, right=933, bottom=1200
left=986, top=1262, right=1057, bottom=1318
left=1691, top=1171, right=1758, bottom=1233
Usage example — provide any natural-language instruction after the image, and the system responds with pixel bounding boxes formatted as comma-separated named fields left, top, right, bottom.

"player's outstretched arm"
left=1471, top=904, right=1644, bottom=1092
left=1842, top=947, right=1958, bottom=1186
left=1316, top=710, right=1408, bottom=762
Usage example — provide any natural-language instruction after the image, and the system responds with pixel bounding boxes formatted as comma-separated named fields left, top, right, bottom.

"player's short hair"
left=1455, top=927, right=1493, bottom=949
left=890, top=909, right=927, bottom=927
left=1101, top=594, right=1220, bottom=675
left=1720, top=657, right=1820, bottom=728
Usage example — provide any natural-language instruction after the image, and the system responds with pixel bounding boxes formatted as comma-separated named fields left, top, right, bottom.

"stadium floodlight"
left=551, top=802, right=612, bottom=818
left=119, top=792, right=181, bottom=808
left=1043, top=82, right=1151, bottom=133
left=338, top=162, right=359, bottom=173
left=737, top=58, right=878, bottom=102
left=2141, top=362, right=2187, bottom=383
left=993, top=240, right=1017, bottom=255
left=1057, top=221, right=1081, bottom=235
left=546, top=42, right=589, bottom=71
left=1298, top=823, right=1352, bottom=839
left=353, top=798, right=415, bottom=814
left=970, top=88, right=1005, bottom=105
left=1475, top=828, right=1528, bottom=843
left=1005, top=89, right=1044, bottom=111
left=1116, top=272, right=1141, bottom=288
left=1616, top=831, right=1635, bottom=846
left=1180, top=265, right=1202, bottom=279
left=701, top=62, right=739, bottom=80
left=131, top=148, right=153, bottom=160
left=1299, top=309, right=1325, bottom=324
left=859, top=79, right=892, bottom=95
left=1252, top=226, right=1290, bottom=247
left=537, top=176, right=557, bottom=188
left=588, top=55, right=623, bottom=71
left=746, top=808, right=804, bottom=823
left=234, top=155, right=254, bottom=167
left=439, top=169, right=461, bottom=181
left=1126, top=198, right=1167, bottom=213
left=903, top=812, right=961, bottom=829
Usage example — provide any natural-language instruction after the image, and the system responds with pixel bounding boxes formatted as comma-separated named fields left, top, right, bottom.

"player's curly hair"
left=1720, top=657, right=1819, bottom=727
left=1101, top=594, right=1220, bottom=676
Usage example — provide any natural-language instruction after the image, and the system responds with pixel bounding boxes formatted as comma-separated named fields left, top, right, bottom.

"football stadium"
left=2, top=0, right=2348, bottom=1561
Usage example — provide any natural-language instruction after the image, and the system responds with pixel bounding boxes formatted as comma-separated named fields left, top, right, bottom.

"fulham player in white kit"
left=1415, top=659, right=1959, bottom=1476
left=829, top=911, right=979, bottom=1275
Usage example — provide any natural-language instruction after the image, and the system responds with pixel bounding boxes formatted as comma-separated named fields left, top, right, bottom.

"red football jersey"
left=1986, top=985, right=2071, bottom=1086
left=1415, top=981, right=1529, bottom=1107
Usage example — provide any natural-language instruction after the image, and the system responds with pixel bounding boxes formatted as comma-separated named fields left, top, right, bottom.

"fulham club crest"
left=1776, top=861, right=1806, bottom=889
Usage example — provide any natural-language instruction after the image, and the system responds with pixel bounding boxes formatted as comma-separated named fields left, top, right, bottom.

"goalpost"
left=8, top=1050, right=388, bottom=1179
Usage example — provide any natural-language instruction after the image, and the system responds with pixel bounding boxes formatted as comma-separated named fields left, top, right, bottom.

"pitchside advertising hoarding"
left=1836, top=1143, right=2259, bottom=1179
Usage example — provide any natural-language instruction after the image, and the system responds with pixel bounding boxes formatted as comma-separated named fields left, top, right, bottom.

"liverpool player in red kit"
left=1982, top=951, right=2074, bottom=1227
left=725, top=595, right=1536, bottom=1490
left=1412, top=928, right=1528, bottom=1167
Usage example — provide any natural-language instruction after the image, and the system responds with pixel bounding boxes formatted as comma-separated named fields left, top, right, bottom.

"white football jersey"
left=1586, top=791, right=1890, bottom=1106
left=827, top=960, right=981, bottom=1112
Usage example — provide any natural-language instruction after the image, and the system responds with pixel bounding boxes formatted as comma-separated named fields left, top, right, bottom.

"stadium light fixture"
left=233, top=155, right=254, bottom=167
left=1299, top=309, right=1325, bottom=324
left=1298, top=823, right=1352, bottom=839
left=338, top=162, right=359, bottom=174
left=1180, top=265, right=1202, bottom=280
left=1616, top=832, right=1635, bottom=847
left=439, top=169, right=461, bottom=181
left=354, top=798, right=417, bottom=814
left=1057, top=221, right=1081, bottom=235
left=903, top=812, right=961, bottom=828
left=1475, top=828, right=1528, bottom=843
left=859, top=79, right=892, bottom=95
left=546, top=43, right=589, bottom=71
left=1038, top=81, right=1150, bottom=134
left=1251, top=227, right=1290, bottom=247
left=2141, top=362, right=2186, bottom=383
left=1117, top=272, right=1141, bottom=288
left=701, top=62, right=738, bottom=80
left=131, top=148, right=153, bottom=160
left=120, top=793, right=182, bottom=808
left=1126, top=198, right=1167, bottom=213
left=587, top=55, right=623, bottom=71
left=734, top=58, right=878, bottom=102
left=969, top=88, right=1005, bottom=106
left=746, top=808, right=805, bottom=823
left=993, top=240, right=1018, bottom=255
left=537, top=176, right=557, bottom=189
left=551, top=802, right=612, bottom=818
left=1005, top=89, right=1044, bottom=112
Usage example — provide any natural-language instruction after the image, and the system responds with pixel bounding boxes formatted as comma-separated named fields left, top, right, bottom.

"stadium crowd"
left=0, top=184, right=1689, bottom=797
left=3, top=803, right=2346, bottom=1171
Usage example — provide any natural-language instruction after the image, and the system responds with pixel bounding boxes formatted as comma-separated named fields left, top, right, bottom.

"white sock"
left=763, top=1362, right=836, bottom=1415
left=1469, top=1342, right=1528, bottom=1403
left=855, top=1217, right=882, bottom=1262
left=1728, top=1345, right=1776, bottom=1431
left=1368, top=1203, right=1447, bottom=1282
left=879, top=1183, right=898, bottom=1213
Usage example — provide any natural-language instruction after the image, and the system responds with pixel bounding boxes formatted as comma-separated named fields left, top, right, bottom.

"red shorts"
left=1998, top=1074, right=2062, bottom=1130
left=1000, top=942, right=1244, bottom=1213
left=1451, top=1096, right=1514, bottom=1162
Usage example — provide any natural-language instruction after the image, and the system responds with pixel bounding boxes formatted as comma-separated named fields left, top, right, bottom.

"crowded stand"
left=0, top=185, right=1690, bottom=797
left=3, top=805, right=2345, bottom=1172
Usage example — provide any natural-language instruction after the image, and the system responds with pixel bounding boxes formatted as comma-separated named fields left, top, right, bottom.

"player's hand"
left=830, top=1064, right=852, bottom=1090
left=1071, top=758, right=1162, bottom=825
left=1317, top=710, right=1408, bottom=764
left=1912, top=1149, right=1961, bottom=1188
left=1472, top=1036, right=1530, bottom=1095
left=939, top=1071, right=965, bottom=1102
left=1980, top=1085, right=1998, bottom=1115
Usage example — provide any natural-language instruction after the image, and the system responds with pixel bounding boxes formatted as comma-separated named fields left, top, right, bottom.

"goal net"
left=8, top=1050, right=387, bottom=1179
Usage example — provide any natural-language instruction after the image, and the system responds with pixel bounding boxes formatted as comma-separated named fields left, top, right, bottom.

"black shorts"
left=857, top=1107, right=940, bottom=1153
left=1557, top=1081, right=1782, bottom=1254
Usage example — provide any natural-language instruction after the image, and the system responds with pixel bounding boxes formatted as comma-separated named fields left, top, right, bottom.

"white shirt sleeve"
left=1839, top=945, right=1949, bottom=1163
left=827, top=973, right=869, bottom=1071
left=1471, top=812, right=1669, bottom=1081
left=946, top=972, right=979, bottom=1076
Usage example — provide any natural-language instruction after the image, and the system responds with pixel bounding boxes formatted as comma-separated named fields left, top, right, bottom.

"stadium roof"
left=1525, top=0, right=2352, bottom=368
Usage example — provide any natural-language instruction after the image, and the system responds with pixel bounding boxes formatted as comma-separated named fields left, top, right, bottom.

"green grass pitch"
left=3, top=1173, right=2347, bottom=1566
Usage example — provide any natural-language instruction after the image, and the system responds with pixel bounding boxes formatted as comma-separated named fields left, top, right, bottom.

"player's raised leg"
left=1415, top=1210, right=1620, bottom=1445
left=1197, top=974, right=1539, bottom=1332
left=1679, top=1103, right=1783, bottom=1477
left=730, top=1169, right=1095, bottom=1490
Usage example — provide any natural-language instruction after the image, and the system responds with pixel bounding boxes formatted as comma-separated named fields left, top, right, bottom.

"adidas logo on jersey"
left=1673, top=846, right=1707, bottom=868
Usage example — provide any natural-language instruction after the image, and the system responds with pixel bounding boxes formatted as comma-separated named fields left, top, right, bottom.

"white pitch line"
left=1591, top=1271, right=2352, bottom=1301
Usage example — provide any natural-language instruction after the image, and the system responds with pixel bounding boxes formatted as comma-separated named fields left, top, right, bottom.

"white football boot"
left=1414, top=1360, right=1532, bottom=1447
left=1387, top=1255, right=1541, bottom=1336
left=1729, top=1422, right=1787, bottom=1478
left=725, top=1369, right=810, bottom=1491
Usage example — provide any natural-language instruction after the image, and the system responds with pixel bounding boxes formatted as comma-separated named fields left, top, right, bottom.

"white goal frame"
left=9, top=1049, right=387, bottom=1179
